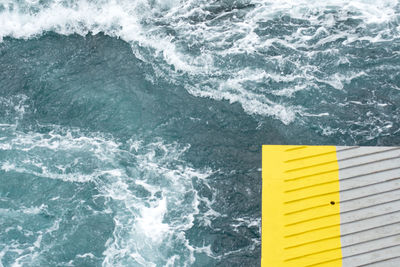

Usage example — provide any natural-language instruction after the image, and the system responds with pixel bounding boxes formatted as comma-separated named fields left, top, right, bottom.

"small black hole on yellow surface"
left=330, top=201, right=335, bottom=205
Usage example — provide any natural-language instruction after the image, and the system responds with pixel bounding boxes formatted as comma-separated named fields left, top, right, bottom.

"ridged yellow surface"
left=262, top=145, right=342, bottom=266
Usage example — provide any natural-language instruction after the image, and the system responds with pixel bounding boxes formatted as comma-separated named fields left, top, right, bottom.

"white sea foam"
left=0, top=94, right=28, bottom=127
left=21, top=204, right=47, bottom=215
left=101, top=140, right=218, bottom=266
left=0, top=124, right=219, bottom=266
left=76, top=253, right=95, bottom=259
left=0, top=0, right=397, bottom=123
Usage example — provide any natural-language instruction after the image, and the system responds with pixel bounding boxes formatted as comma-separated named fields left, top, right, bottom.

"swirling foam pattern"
left=0, top=0, right=399, bottom=266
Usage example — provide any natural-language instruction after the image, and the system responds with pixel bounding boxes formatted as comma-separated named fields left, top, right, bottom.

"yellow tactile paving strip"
left=262, top=145, right=342, bottom=267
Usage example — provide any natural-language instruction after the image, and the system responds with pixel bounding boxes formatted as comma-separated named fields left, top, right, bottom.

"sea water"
left=0, top=0, right=399, bottom=266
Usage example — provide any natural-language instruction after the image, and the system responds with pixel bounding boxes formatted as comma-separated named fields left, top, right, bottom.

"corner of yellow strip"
left=262, top=145, right=342, bottom=267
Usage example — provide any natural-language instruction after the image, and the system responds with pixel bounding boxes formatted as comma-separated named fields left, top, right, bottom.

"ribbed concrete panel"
left=262, top=145, right=400, bottom=267
left=262, top=145, right=342, bottom=267
left=337, top=146, right=400, bottom=267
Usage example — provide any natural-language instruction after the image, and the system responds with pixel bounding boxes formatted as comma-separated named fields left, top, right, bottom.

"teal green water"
left=0, top=0, right=400, bottom=266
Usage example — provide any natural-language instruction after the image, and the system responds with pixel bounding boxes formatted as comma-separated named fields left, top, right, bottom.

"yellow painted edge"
left=262, top=145, right=342, bottom=267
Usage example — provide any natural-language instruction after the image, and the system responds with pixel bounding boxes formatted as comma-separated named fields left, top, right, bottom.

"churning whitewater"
left=0, top=0, right=400, bottom=266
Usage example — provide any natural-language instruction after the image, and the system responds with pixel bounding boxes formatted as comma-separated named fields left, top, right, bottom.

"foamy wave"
left=102, top=140, right=218, bottom=266
left=0, top=94, right=28, bottom=126
left=0, top=0, right=397, bottom=41
left=0, top=126, right=121, bottom=182
left=1, top=0, right=398, bottom=124
left=0, top=125, right=219, bottom=266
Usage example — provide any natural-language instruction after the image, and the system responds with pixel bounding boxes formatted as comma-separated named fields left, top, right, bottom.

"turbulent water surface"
left=0, top=0, right=400, bottom=266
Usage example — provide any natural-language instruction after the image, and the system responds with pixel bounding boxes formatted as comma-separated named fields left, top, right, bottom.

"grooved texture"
left=262, top=145, right=400, bottom=267
left=337, top=147, right=400, bottom=267
left=262, top=145, right=342, bottom=267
